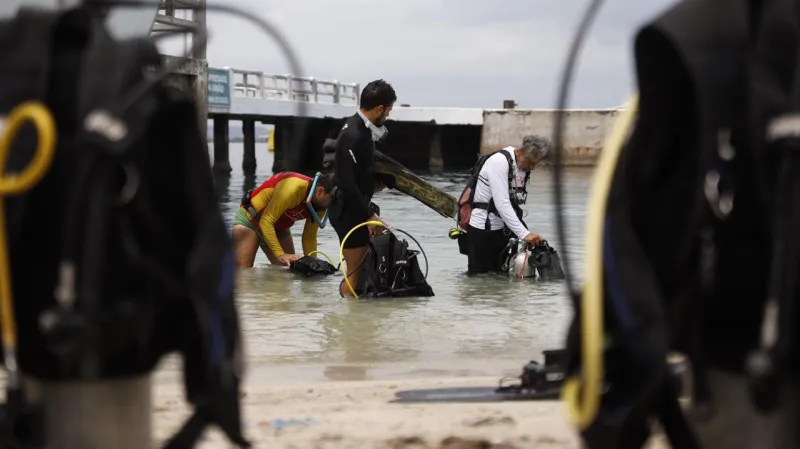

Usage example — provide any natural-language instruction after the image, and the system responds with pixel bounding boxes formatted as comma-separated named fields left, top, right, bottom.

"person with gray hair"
left=464, top=134, right=551, bottom=274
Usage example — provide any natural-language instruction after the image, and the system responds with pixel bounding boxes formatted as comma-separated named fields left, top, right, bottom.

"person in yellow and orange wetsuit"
left=232, top=172, right=334, bottom=267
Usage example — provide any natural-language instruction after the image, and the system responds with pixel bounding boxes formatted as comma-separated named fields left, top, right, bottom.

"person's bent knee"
left=232, top=224, right=249, bottom=238
left=232, top=224, right=259, bottom=267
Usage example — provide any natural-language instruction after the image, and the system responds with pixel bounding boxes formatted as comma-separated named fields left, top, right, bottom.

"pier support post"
left=26, top=375, right=152, bottom=449
left=284, top=118, right=308, bottom=174
left=242, top=119, right=257, bottom=172
left=272, top=119, right=286, bottom=174
left=429, top=126, right=444, bottom=172
left=213, top=117, right=232, bottom=174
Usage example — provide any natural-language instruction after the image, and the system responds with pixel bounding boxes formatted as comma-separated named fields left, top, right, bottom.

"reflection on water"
left=210, top=144, right=592, bottom=381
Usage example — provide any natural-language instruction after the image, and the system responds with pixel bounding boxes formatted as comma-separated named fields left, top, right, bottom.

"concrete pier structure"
left=151, top=0, right=209, bottom=143
left=206, top=67, right=623, bottom=174
left=481, top=108, right=620, bottom=166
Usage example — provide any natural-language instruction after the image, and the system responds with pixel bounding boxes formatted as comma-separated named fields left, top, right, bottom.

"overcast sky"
left=1, top=0, right=676, bottom=109
left=164, top=0, right=676, bottom=109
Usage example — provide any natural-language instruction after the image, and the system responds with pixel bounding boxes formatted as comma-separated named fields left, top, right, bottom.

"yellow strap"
left=561, top=94, right=639, bottom=429
left=307, top=250, right=335, bottom=266
left=0, top=102, right=57, bottom=355
left=338, top=220, right=385, bottom=298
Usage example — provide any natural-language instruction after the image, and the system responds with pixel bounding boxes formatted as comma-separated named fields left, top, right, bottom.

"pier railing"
left=227, top=69, right=360, bottom=105
left=152, top=0, right=206, bottom=59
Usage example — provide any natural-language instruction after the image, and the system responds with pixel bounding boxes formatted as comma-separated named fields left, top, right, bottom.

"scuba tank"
left=504, top=238, right=536, bottom=279
left=510, top=250, right=536, bottom=279
left=500, top=238, right=523, bottom=278
left=501, top=238, right=566, bottom=280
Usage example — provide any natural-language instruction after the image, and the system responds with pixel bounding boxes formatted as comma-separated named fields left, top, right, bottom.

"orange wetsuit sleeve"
left=258, top=177, right=306, bottom=259
left=301, top=209, right=326, bottom=255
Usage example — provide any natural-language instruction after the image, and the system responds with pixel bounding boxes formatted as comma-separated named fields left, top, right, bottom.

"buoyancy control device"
left=559, top=0, right=800, bottom=448
left=351, top=231, right=434, bottom=298
left=0, top=7, right=247, bottom=448
left=290, top=255, right=338, bottom=277
left=501, top=239, right=566, bottom=281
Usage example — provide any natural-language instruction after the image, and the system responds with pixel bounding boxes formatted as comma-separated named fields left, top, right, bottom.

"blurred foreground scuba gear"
left=0, top=5, right=265, bottom=448
left=0, top=101, right=56, bottom=449
left=554, top=0, right=800, bottom=447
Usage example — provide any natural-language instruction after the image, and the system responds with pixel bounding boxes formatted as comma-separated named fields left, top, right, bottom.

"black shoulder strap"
left=496, top=149, right=530, bottom=186
left=494, top=149, right=518, bottom=189
left=472, top=150, right=510, bottom=183
left=158, top=88, right=250, bottom=449
left=471, top=149, right=499, bottom=174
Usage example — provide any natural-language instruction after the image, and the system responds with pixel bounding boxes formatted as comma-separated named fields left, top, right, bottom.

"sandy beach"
left=152, top=374, right=668, bottom=449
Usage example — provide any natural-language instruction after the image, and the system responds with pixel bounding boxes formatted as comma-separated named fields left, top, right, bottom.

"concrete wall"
left=481, top=109, right=620, bottom=166
left=221, top=107, right=623, bottom=175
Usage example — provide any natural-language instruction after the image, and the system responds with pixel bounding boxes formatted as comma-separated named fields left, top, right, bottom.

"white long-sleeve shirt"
left=468, top=147, right=529, bottom=239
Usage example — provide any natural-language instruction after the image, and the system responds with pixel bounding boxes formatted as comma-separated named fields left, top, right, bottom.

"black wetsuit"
left=329, top=113, right=375, bottom=248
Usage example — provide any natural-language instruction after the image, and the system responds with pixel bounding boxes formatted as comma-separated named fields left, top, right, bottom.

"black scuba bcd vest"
left=564, top=0, right=800, bottom=448
left=352, top=232, right=434, bottom=298
left=0, top=7, right=248, bottom=449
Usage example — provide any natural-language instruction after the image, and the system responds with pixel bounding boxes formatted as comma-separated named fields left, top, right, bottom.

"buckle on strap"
left=240, top=204, right=259, bottom=219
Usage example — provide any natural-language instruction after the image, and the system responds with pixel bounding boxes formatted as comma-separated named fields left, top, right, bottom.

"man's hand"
left=522, top=233, right=543, bottom=248
left=367, top=214, right=386, bottom=237
left=277, top=253, right=302, bottom=266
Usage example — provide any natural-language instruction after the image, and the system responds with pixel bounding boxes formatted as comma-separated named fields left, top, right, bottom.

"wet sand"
left=152, top=374, right=669, bottom=449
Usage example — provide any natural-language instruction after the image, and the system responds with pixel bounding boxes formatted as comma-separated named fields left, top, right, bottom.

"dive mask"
left=306, top=172, right=329, bottom=228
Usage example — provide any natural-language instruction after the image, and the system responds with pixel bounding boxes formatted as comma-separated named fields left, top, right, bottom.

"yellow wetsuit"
left=237, top=172, right=326, bottom=258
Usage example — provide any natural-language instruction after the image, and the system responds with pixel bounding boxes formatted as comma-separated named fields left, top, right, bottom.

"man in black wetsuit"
left=329, top=79, right=397, bottom=296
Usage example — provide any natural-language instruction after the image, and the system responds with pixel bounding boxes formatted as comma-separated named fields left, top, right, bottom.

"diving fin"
left=374, top=150, right=458, bottom=219
left=393, top=351, right=566, bottom=404
left=320, top=137, right=458, bottom=219
left=391, top=386, right=559, bottom=403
